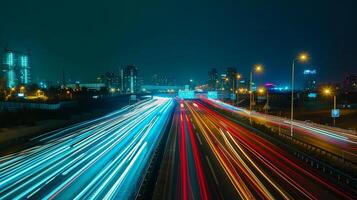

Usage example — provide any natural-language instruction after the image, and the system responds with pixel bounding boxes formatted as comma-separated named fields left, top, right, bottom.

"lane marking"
left=196, top=132, right=203, bottom=146
left=205, top=155, right=219, bottom=186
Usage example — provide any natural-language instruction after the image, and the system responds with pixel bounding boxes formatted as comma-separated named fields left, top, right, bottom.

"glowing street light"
left=250, top=64, right=264, bottom=111
left=255, top=64, right=263, bottom=72
left=232, top=73, right=242, bottom=102
left=322, top=87, right=337, bottom=126
left=323, top=88, right=332, bottom=95
left=298, top=53, right=308, bottom=62
left=290, top=52, right=309, bottom=137
left=258, top=87, right=265, bottom=94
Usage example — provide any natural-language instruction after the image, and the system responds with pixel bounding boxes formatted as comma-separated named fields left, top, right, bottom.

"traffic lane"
left=189, top=100, right=356, bottom=199
left=154, top=102, right=224, bottom=200
left=184, top=102, right=234, bottom=200
left=187, top=102, right=262, bottom=199
left=0, top=98, right=174, bottom=200
left=152, top=107, right=180, bottom=200
left=3, top=101, right=159, bottom=198
left=0, top=99, right=153, bottom=167
left=201, top=98, right=356, bottom=162
left=169, top=103, right=210, bottom=200
left=250, top=116, right=356, bottom=163
left=187, top=104, right=282, bottom=199
left=202, top=97, right=357, bottom=147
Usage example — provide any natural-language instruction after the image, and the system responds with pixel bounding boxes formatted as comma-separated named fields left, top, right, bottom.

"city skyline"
left=0, top=1, right=357, bottom=199
left=0, top=1, right=356, bottom=86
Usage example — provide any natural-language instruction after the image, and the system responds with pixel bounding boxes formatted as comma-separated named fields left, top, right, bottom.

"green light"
left=21, top=56, right=28, bottom=67
left=7, top=52, right=14, bottom=66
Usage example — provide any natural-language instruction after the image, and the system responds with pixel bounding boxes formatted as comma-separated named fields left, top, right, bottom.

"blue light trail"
left=0, top=97, right=174, bottom=200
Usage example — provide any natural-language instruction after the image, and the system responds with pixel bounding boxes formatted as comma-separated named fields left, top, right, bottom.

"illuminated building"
left=1, top=49, right=31, bottom=88
left=303, top=69, right=317, bottom=91
left=226, top=67, right=237, bottom=91
left=121, top=65, right=139, bottom=94
left=208, top=68, right=219, bottom=90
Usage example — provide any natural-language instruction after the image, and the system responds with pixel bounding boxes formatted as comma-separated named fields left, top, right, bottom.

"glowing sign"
left=303, top=69, right=316, bottom=75
left=207, top=91, right=218, bottom=99
left=331, top=109, right=340, bottom=118
left=308, top=93, right=317, bottom=98
left=178, top=90, right=195, bottom=99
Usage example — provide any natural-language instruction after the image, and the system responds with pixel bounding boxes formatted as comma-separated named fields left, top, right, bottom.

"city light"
left=258, top=87, right=265, bottom=94
left=1, top=2, right=356, bottom=199
left=298, top=53, right=309, bottom=62
left=323, top=87, right=332, bottom=96
left=254, top=64, right=263, bottom=72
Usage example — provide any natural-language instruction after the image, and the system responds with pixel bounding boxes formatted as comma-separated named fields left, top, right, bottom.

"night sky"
left=1, top=0, right=356, bottom=87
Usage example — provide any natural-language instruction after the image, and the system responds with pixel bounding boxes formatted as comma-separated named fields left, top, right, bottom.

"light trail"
left=177, top=101, right=209, bottom=200
left=185, top=100, right=356, bottom=199
left=154, top=101, right=210, bottom=200
left=201, top=98, right=357, bottom=161
left=0, top=97, right=174, bottom=200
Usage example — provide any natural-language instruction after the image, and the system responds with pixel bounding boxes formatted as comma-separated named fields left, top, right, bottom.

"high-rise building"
left=226, top=67, right=237, bottom=91
left=121, top=65, right=139, bottom=93
left=303, top=69, right=317, bottom=91
left=344, top=74, right=357, bottom=92
left=208, top=68, right=219, bottom=90
left=1, top=49, right=31, bottom=88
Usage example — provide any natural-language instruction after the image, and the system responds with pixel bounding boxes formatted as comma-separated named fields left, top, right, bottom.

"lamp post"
left=323, top=88, right=337, bottom=126
left=250, top=65, right=263, bottom=111
left=234, top=74, right=241, bottom=103
left=290, top=53, right=308, bottom=138
left=258, top=87, right=270, bottom=114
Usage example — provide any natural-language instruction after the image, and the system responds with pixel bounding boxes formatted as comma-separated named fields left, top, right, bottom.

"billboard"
left=207, top=91, right=218, bottom=99
left=178, top=90, right=195, bottom=99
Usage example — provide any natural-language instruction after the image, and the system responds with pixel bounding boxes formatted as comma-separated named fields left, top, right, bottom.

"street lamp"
left=258, top=87, right=270, bottom=114
left=323, top=87, right=337, bottom=126
left=234, top=74, right=241, bottom=91
left=257, top=87, right=265, bottom=94
left=250, top=64, right=263, bottom=111
left=290, top=52, right=309, bottom=137
left=323, top=88, right=331, bottom=95
left=233, top=74, right=241, bottom=103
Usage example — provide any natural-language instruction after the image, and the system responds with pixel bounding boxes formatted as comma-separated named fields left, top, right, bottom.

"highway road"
left=153, top=101, right=211, bottom=200
left=183, top=100, right=356, bottom=199
left=0, top=97, right=174, bottom=200
left=202, top=98, right=357, bottom=163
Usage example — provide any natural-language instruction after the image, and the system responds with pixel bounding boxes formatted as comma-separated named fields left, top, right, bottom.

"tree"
left=0, top=78, right=6, bottom=100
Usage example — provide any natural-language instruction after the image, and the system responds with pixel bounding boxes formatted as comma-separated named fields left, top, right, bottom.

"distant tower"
left=303, top=69, right=317, bottom=91
left=226, top=67, right=237, bottom=91
left=122, top=65, right=139, bottom=94
left=1, top=48, right=31, bottom=88
left=208, top=68, right=219, bottom=90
